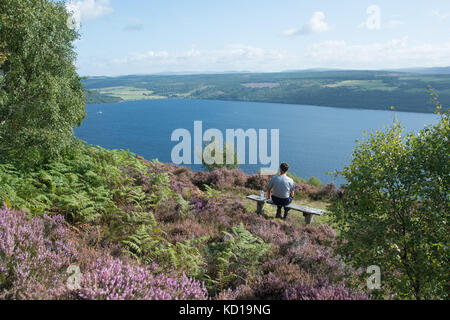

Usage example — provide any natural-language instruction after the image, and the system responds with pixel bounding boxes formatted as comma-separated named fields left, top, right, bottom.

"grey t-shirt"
left=268, top=175, right=295, bottom=199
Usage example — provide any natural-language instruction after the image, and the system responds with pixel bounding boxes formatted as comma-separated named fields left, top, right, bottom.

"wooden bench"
left=246, top=195, right=325, bottom=225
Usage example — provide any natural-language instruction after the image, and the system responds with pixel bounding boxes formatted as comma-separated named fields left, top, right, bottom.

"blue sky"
left=66, top=0, right=450, bottom=76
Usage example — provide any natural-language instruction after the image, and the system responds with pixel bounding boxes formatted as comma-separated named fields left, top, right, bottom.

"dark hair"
left=280, top=163, right=289, bottom=173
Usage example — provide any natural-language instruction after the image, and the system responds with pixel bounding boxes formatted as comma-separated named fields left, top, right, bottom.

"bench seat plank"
left=246, top=195, right=267, bottom=202
left=246, top=195, right=325, bottom=216
left=282, top=203, right=325, bottom=216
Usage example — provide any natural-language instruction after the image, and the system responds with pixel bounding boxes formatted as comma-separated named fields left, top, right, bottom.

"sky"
left=65, top=0, right=450, bottom=76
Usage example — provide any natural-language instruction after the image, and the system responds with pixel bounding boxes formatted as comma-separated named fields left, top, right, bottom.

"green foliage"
left=0, top=143, right=148, bottom=223
left=0, top=0, right=86, bottom=167
left=287, top=173, right=322, bottom=187
left=147, top=169, right=194, bottom=219
left=206, top=223, right=272, bottom=292
left=122, top=214, right=208, bottom=279
left=203, top=184, right=222, bottom=199
left=0, top=51, right=6, bottom=67
left=307, top=176, right=323, bottom=187
left=85, top=89, right=123, bottom=104
left=287, top=173, right=307, bottom=184
left=330, top=113, right=449, bottom=300
left=147, top=172, right=172, bottom=206
left=202, top=139, right=239, bottom=171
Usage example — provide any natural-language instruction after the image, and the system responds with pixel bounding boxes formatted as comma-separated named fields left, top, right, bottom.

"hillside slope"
left=0, top=144, right=367, bottom=300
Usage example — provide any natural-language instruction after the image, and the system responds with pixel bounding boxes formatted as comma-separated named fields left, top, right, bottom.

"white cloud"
left=66, top=0, right=113, bottom=29
left=303, top=37, right=450, bottom=69
left=131, top=45, right=281, bottom=66
left=431, top=10, right=450, bottom=21
left=282, top=11, right=330, bottom=36
left=78, top=38, right=450, bottom=76
left=82, top=45, right=288, bottom=75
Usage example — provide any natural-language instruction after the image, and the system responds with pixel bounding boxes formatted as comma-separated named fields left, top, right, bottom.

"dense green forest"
left=83, top=70, right=450, bottom=113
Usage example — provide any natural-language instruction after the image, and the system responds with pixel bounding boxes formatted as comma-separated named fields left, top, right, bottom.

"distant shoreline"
left=83, top=70, right=450, bottom=114
left=86, top=96, right=440, bottom=115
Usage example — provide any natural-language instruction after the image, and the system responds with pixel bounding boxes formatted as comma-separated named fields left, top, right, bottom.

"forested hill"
left=83, top=70, right=450, bottom=113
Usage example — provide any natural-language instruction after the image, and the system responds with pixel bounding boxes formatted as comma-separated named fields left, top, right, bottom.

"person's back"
left=267, top=163, right=295, bottom=220
left=268, top=175, right=295, bottom=199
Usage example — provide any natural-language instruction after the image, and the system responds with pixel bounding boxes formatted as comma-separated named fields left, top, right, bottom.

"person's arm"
left=267, top=178, right=273, bottom=199
left=290, top=182, right=295, bottom=198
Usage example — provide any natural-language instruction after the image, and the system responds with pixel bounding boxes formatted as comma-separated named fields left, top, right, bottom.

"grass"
left=95, top=86, right=168, bottom=101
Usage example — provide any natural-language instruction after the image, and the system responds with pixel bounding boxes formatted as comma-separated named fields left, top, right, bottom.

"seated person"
left=267, top=163, right=295, bottom=220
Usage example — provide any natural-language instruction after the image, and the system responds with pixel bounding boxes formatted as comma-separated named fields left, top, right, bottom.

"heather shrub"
left=168, top=167, right=203, bottom=200
left=244, top=214, right=290, bottom=246
left=172, top=166, right=191, bottom=176
left=188, top=166, right=336, bottom=201
left=194, top=197, right=232, bottom=228
left=203, top=198, right=248, bottom=232
left=0, top=205, right=209, bottom=300
left=225, top=199, right=248, bottom=224
left=237, top=263, right=316, bottom=300
left=311, top=183, right=338, bottom=200
left=279, top=231, right=350, bottom=285
left=239, top=273, right=290, bottom=300
left=228, top=169, right=248, bottom=188
left=232, top=223, right=362, bottom=300
left=285, top=245, right=348, bottom=284
left=154, top=199, right=186, bottom=224
left=284, top=279, right=368, bottom=300
left=294, top=183, right=320, bottom=198
left=245, top=174, right=271, bottom=190
left=300, top=224, right=337, bottom=246
left=163, top=219, right=215, bottom=243
left=215, top=288, right=241, bottom=300
left=0, top=206, right=76, bottom=299
left=202, top=170, right=230, bottom=189
left=193, top=168, right=247, bottom=190
left=74, top=255, right=208, bottom=300
left=191, top=198, right=208, bottom=216
left=191, top=170, right=209, bottom=189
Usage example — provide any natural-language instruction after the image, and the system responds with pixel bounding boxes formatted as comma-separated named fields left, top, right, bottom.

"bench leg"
left=256, top=201, right=265, bottom=215
left=304, top=214, right=314, bottom=225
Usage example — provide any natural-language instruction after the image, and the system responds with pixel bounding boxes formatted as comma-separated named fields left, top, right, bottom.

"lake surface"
left=75, top=99, right=439, bottom=186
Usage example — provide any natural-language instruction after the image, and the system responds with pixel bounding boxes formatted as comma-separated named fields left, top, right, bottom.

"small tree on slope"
left=330, top=112, right=449, bottom=300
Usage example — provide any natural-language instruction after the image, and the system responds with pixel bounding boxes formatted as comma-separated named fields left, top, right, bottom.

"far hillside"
left=83, top=69, right=450, bottom=113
